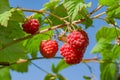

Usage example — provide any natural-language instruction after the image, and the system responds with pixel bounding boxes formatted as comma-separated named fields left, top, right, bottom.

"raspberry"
left=22, top=19, right=40, bottom=34
left=67, top=30, right=89, bottom=49
left=40, top=40, right=58, bottom=58
left=60, top=44, right=84, bottom=64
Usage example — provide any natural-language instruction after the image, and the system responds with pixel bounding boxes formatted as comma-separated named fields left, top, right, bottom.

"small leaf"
left=56, top=59, right=70, bottom=73
left=44, top=74, right=56, bottom=80
left=57, top=74, right=66, bottom=80
left=83, top=76, right=91, bottom=80
left=51, top=64, right=58, bottom=73
left=0, top=11, right=12, bottom=27
left=0, top=68, right=11, bottom=80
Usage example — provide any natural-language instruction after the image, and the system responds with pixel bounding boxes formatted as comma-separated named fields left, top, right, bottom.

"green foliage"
left=52, top=59, right=70, bottom=73
left=64, top=0, right=91, bottom=21
left=100, top=63, right=118, bottom=80
left=0, top=68, right=11, bottom=80
left=99, top=0, right=119, bottom=6
left=48, top=4, right=68, bottom=26
left=96, top=26, right=120, bottom=42
left=43, top=0, right=60, bottom=10
left=1, top=0, right=120, bottom=80
left=0, top=8, right=24, bottom=27
left=0, top=0, right=10, bottom=13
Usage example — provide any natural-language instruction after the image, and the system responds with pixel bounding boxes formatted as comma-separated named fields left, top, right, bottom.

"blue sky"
left=9, top=0, right=107, bottom=80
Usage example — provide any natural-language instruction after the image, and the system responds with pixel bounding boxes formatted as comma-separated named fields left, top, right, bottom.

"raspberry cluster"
left=22, top=19, right=40, bottom=34
left=60, top=30, right=89, bottom=65
left=40, top=40, right=58, bottom=58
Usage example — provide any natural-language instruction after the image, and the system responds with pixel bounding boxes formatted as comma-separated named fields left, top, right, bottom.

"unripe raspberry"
left=67, top=30, right=89, bottom=49
left=22, top=19, right=40, bottom=34
left=40, top=40, right=58, bottom=58
left=60, top=44, right=84, bottom=64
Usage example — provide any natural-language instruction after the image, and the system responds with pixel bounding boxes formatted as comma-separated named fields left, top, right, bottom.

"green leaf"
left=49, top=4, right=68, bottom=26
left=23, top=26, right=53, bottom=58
left=100, top=63, right=118, bottom=80
left=106, top=5, right=120, bottom=20
left=0, top=11, right=12, bottom=27
left=0, top=8, right=24, bottom=27
left=51, top=59, right=70, bottom=73
left=51, top=64, right=58, bottom=73
left=0, top=68, right=11, bottom=80
left=43, top=0, right=60, bottom=10
left=0, top=21, right=24, bottom=45
left=44, top=74, right=56, bottom=80
left=99, top=0, right=119, bottom=6
left=96, top=26, right=120, bottom=42
left=0, top=0, right=10, bottom=14
left=57, top=74, right=66, bottom=80
left=83, top=76, right=91, bottom=80
left=10, top=62, right=30, bottom=73
left=91, top=38, right=113, bottom=54
left=111, top=45, right=120, bottom=60
left=64, top=0, right=90, bottom=21
left=0, top=42, right=29, bottom=72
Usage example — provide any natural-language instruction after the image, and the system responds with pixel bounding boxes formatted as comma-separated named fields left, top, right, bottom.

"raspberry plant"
left=0, top=0, right=120, bottom=80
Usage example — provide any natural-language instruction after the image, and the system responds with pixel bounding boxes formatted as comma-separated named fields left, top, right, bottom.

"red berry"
left=22, top=19, right=40, bottom=34
left=67, top=30, right=89, bottom=49
left=60, top=44, right=84, bottom=64
left=40, top=40, right=58, bottom=58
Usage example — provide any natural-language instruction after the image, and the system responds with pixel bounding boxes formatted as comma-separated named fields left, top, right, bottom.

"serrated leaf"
left=23, top=26, right=53, bottom=58
left=44, top=74, right=56, bottom=80
left=0, top=8, right=24, bottom=27
left=49, top=4, right=68, bottom=26
left=99, top=0, right=119, bottom=6
left=0, top=0, right=10, bottom=14
left=100, top=63, right=118, bottom=80
left=0, top=11, right=12, bottom=27
left=96, top=26, right=120, bottom=42
left=91, top=38, right=113, bottom=54
left=0, top=68, right=11, bottom=80
left=64, top=0, right=90, bottom=21
left=43, top=0, right=60, bottom=10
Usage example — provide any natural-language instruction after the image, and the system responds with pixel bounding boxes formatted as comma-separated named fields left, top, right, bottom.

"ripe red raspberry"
left=60, top=44, right=84, bottom=64
left=22, top=19, right=40, bottom=34
left=67, top=30, right=89, bottom=49
left=40, top=40, right=58, bottom=58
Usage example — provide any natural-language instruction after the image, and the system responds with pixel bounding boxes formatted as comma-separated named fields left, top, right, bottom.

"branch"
left=0, top=5, right=105, bottom=51
left=0, top=18, right=85, bottom=51
left=88, top=5, right=103, bottom=17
